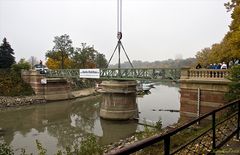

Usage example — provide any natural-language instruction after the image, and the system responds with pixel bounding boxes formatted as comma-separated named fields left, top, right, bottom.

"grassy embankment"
left=0, top=69, right=33, bottom=96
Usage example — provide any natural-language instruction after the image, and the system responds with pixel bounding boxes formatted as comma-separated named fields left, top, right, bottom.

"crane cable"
left=117, top=0, right=122, bottom=40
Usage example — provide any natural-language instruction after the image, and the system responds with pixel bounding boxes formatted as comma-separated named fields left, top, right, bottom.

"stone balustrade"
left=181, top=68, right=230, bottom=80
left=179, top=68, right=231, bottom=120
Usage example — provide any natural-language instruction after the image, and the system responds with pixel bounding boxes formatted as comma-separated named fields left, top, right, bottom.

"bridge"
left=46, top=68, right=181, bottom=81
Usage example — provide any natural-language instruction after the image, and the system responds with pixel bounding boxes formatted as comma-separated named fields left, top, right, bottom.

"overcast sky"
left=0, top=0, right=231, bottom=64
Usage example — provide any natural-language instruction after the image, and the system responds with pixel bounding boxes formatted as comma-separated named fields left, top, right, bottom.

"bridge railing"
left=46, top=69, right=79, bottom=78
left=181, top=68, right=230, bottom=80
left=100, top=68, right=180, bottom=80
left=107, top=99, right=240, bottom=155
left=46, top=68, right=181, bottom=80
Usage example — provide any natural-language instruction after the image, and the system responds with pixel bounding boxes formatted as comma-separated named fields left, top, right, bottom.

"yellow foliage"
left=46, top=58, right=74, bottom=69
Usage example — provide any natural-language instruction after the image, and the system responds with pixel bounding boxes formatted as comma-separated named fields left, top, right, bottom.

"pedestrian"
left=217, top=63, right=222, bottom=69
left=213, top=63, right=218, bottom=69
left=196, top=63, right=202, bottom=69
left=221, top=62, right=227, bottom=69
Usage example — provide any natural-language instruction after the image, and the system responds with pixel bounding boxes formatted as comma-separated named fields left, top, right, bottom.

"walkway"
left=107, top=99, right=240, bottom=155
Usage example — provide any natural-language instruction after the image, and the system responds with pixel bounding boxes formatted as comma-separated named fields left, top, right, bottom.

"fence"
left=108, top=99, right=240, bottom=155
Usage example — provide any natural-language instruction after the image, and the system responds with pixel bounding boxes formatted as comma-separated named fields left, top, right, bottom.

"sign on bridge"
left=79, top=69, right=100, bottom=79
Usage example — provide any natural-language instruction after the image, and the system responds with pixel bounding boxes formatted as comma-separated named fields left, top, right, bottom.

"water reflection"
left=0, top=82, right=180, bottom=154
left=99, top=119, right=137, bottom=145
left=0, top=96, right=139, bottom=154
left=137, top=82, right=180, bottom=127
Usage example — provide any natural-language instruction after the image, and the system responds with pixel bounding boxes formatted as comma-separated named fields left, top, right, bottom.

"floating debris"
left=158, top=109, right=180, bottom=112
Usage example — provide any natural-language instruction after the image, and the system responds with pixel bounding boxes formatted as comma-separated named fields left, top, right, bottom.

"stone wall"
left=179, top=68, right=231, bottom=120
left=21, top=70, right=45, bottom=95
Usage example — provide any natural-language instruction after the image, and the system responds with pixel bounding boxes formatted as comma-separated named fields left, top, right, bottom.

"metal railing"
left=46, top=68, right=181, bottom=81
left=107, top=99, right=240, bottom=155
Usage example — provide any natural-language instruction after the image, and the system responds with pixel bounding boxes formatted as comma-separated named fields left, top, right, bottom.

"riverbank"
left=103, top=122, right=184, bottom=154
left=0, top=96, right=46, bottom=109
left=0, top=88, right=98, bottom=109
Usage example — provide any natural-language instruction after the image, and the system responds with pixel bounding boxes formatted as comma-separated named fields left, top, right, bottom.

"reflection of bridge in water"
left=46, top=68, right=181, bottom=81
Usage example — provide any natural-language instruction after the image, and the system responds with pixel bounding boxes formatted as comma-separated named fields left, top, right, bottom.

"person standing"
left=196, top=63, right=202, bottom=69
left=40, top=60, right=42, bottom=65
left=221, top=62, right=227, bottom=69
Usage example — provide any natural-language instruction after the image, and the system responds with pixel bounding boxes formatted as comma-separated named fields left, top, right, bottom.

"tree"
left=72, top=43, right=97, bottom=68
left=194, top=1, right=240, bottom=66
left=0, top=38, right=15, bottom=68
left=46, top=57, right=74, bottom=69
left=95, top=53, right=108, bottom=68
left=225, top=65, right=240, bottom=101
left=223, top=0, right=240, bottom=64
left=11, top=58, right=31, bottom=74
left=195, top=48, right=212, bottom=68
left=46, top=34, right=74, bottom=69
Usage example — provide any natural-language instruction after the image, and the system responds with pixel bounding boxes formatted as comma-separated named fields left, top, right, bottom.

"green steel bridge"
left=46, top=68, right=181, bottom=81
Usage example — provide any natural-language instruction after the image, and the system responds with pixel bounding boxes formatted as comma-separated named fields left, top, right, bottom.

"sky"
left=0, top=0, right=232, bottom=64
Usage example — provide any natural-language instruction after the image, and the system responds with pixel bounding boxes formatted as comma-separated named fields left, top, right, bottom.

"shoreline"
left=0, top=88, right=99, bottom=110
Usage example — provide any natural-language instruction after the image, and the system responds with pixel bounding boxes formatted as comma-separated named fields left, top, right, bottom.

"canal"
left=0, top=82, right=180, bottom=154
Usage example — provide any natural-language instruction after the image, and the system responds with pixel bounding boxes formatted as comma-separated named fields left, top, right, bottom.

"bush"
left=11, top=58, right=31, bottom=74
left=225, top=65, right=240, bottom=101
left=0, top=69, right=34, bottom=96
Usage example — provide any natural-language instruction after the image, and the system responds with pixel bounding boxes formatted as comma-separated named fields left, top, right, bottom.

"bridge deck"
left=46, top=68, right=181, bottom=81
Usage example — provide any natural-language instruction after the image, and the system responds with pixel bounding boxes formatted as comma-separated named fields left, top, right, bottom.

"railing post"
left=237, top=101, right=240, bottom=140
left=180, top=67, right=190, bottom=80
left=212, top=111, right=216, bottom=154
left=164, top=136, right=170, bottom=155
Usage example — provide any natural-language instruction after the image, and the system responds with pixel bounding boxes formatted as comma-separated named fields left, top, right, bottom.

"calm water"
left=0, top=82, right=180, bottom=154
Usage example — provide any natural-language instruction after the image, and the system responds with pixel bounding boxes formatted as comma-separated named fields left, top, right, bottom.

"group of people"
left=195, top=62, right=228, bottom=69
left=208, top=62, right=227, bottom=69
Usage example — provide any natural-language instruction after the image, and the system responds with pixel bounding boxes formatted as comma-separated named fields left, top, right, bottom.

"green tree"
left=0, top=38, right=15, bottom=68
left=11, top=58, right=31, bottom=74
left=95, top=53, right=108, bottom=68
left=46, top=34, right=74, bottom=69
left=225, top=65, right=240, bottom=101
left=72, top=43, right=97, bottom=68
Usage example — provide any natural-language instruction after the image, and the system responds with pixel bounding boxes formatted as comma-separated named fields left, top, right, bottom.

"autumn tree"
left=45, top=35, right=108, bottom=69
left=195, top=48, right=212, bottom=68
left=46, top=57, right=73, bottom=69
left=222, top=0, right=240, bottom=64
left=195, top=1, right=240, bottom=66
left=46, top=34, right=74, bottom=69
left=0, top=38, right=15, bottom=68
left=72, top=43, right=97, bottom=68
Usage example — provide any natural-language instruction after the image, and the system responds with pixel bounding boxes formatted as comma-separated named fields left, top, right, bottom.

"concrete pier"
left=99, top=80, right=137, bottom=120
left=21, top=70, right=71, bottom=100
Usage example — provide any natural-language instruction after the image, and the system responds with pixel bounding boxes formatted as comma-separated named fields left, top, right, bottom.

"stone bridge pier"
left=179, top=68, right=231, bottom=121
left=99, top=80, right=138, bottom=120
left=21, top=70, right=71, bottom=101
